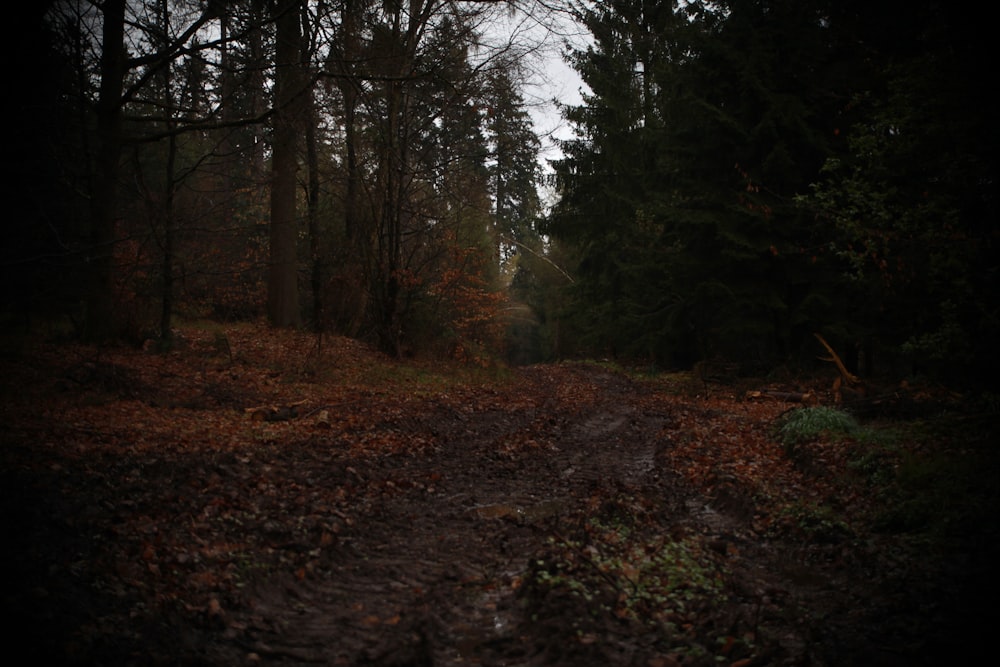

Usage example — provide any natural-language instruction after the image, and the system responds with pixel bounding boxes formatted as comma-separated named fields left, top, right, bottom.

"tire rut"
left=225, top=368, right=674, bottom=666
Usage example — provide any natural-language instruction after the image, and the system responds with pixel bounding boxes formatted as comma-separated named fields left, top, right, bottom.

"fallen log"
left=245, top=400, right=308, bottom=422
left=745, top=389, right=818, bottom=404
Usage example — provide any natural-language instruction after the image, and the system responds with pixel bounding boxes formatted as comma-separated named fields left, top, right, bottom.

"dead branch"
left=745, top=389, right=818, bottom=405
left=245, top=400, right=308, bottom=422
left=813, top=333, right=862, bottom=386
left=813, top=333, right=866, bottom=403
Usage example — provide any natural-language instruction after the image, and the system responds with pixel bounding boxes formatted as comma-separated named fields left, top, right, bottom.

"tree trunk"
left=302, top=17, right=322, bottom=333
left=158, top=0, right=177, bottom=345
left=378, top=76, right=406, bottom=356
left=159, top=125, right=177, bottom=344
left=268, top=0, right=303, bottom=328
left=336, top=0, right=366, bottom=335
left=249, top=0, right=268, bottom=181
left=85, top=0, right=126, bottom=342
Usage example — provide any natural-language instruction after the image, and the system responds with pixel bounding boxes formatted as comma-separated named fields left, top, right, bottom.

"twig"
left=499, top=235, right=574, bottom=283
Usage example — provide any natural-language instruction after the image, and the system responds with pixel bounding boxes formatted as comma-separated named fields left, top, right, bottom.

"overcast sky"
left=527, top=51, right=586, bottom=168
left=497, top=8, right=591, bottom=171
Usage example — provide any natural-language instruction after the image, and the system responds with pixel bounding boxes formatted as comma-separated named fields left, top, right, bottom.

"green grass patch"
left=775, top=406, right=859, bottom=448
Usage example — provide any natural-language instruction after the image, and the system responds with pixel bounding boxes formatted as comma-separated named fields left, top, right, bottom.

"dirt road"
left=3, top=334, right=994, bottom=665
left=222, top=365, right=682, bottom=666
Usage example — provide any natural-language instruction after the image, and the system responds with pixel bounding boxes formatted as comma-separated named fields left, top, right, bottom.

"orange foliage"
left=427, top=242, right=507, bottom=365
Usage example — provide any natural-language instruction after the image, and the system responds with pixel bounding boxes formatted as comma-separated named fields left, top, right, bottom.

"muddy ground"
left=1, top=329, right=996, bottom=666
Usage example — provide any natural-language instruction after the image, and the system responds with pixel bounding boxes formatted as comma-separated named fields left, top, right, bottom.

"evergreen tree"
left=800, top=1, right=998, bottom=384
left=546, top=0, right=685, bottom=363
left=484, top=65, right=542, bottom=270
left=547, top=0, right=868, bottom=369
left=664, top=0, right=845, bottom=367
left=483, top=64, right=544, bottom=362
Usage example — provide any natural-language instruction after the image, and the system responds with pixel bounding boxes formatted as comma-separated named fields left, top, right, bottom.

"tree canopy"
left=4, top=0, right=995, bottom=385
left=543, top=0, right=996, bottom=383
left=9, top=0, right=551, bottom=361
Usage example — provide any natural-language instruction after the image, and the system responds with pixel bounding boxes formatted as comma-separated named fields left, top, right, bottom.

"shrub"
left=776, top=406, right=858, bottom=449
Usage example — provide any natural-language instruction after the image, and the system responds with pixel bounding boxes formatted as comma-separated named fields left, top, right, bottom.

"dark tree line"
left=5, top=0, right=995, bottom=384
left=538, top=0, right=997, bottom=384
left=5, top=0, right=547, bottom=361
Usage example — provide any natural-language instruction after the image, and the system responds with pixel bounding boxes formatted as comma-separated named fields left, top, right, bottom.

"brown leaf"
left=207, top=598, right=223, bottom=617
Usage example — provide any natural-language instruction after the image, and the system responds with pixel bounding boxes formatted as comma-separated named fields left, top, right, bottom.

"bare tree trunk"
left=378, top=75, right=408, bottom=357
left=302, top=10, right=322, bottom=332
left=374, top=1, right=424, bottom=356
left=157, top=0, right=177, bottom=345
left=249, top=0, right=268, bottom=181
left=268, top=0, right=303, bottom=328
left=85, top=0, right=126, bottom=342
left=330, top=0, right=367, bottom=336
left=159, top=125, right=177, bottom=343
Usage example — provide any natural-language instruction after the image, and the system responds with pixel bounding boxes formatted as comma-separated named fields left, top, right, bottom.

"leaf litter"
left=1, top=323, right=996, bottom=666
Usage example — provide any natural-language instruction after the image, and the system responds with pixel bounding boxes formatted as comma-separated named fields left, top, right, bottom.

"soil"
left=1, top=327, right=996, bottom=666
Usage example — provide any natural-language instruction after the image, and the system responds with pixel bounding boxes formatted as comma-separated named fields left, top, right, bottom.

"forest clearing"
left=2, top=322, right=996, bottom=666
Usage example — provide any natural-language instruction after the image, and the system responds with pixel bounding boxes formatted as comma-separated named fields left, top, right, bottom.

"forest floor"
left=2, top=322, right=997, bottom=666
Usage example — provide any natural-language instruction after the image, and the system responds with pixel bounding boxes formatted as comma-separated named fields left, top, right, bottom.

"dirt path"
left=3, top=336, right=995, bottom=666
left=212, top=365, right=683, bottom=666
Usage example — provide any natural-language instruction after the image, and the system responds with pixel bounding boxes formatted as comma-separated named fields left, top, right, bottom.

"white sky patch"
left=526, top=49, right=587, bottom=169
left=481, top=6, right=591, bottom=172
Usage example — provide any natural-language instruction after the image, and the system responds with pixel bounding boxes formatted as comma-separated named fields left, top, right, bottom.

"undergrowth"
left=774, top=405, right=1000, bottom=554
left=775, top=406, right=858, bottom=449
left=519, top=498, right=744, bottom=664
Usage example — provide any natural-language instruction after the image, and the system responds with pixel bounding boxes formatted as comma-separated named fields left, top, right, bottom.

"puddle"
left=621, top=444, right=657, bottom=483
left=469, top=503, right=524, bottom=520
left=685, top=498, right=738, bottom=533
left=468, top=499, right=567, bottom=522
left=446, top=569, right=523, bottom=662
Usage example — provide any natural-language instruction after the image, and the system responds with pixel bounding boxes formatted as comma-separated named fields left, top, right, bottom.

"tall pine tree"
left=548, top=0, right=857, bottom=369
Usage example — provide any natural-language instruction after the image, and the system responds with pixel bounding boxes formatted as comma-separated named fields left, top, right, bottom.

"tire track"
left=224, top=366, right=674, bottom=666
